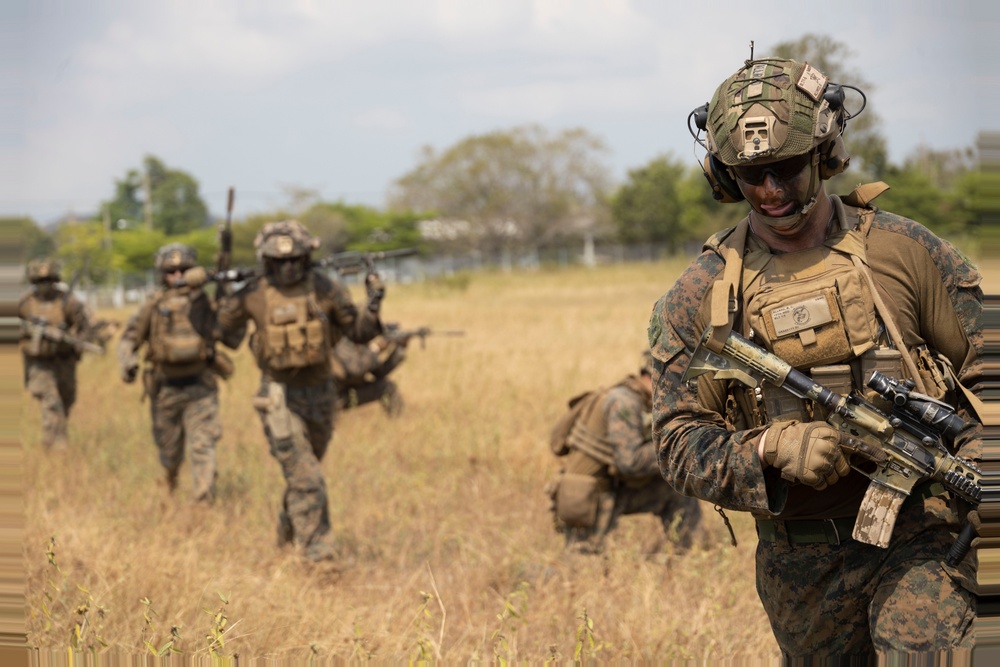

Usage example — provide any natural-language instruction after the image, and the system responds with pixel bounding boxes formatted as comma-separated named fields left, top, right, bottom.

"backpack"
left=549, top=388, right=604, bottom=456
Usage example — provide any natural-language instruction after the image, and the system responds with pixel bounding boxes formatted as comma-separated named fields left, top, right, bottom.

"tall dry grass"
left=22, top=256, right=1000, bottom=663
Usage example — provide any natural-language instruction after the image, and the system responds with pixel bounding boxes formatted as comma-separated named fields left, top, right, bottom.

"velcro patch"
left=796, top=63, right=828, bottom=101
left=770, top=295, right=833, bottom=337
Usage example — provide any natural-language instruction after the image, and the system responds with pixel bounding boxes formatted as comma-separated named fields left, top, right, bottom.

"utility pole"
left=142, top=165, right=153, bottom=231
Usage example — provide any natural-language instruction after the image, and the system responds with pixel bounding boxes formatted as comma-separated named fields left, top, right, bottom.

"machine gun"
left=683, top=326, right=982, bottom=565
left=384, top=323, right=465, bottom=349
left=22, top=316, right=105, bottom=356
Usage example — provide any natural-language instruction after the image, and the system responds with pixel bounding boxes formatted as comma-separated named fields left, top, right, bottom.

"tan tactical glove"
left=761, top=421, right=851, bottom=490
left=182, top=266, right=208, bottom=288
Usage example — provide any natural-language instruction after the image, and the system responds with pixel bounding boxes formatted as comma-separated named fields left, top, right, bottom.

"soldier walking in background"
left=117, top=243, right=229, bottom=504
left=18, top=258, right=92, bottom=451
left=216, top=220, right=385, bottom=563
left=547, top=351, right=702, bottom=555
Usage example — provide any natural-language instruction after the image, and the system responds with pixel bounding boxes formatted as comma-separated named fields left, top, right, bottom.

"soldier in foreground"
left=216, top=220, right=384, bottom=563
left=649, top=56, right=983, bottom=657
left=547, top=351, right=702, bottom=555
left=117, top=244, right=228, bottom=504
left=18, top=258, right=93, bottom=451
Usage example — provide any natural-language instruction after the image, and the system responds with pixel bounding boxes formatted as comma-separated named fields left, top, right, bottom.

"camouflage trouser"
left=554, top=449, right=703, bottom=554
left=756, top=494, right=976, bottom=659
left=23, top=355, right=77, bottom=450
left=561, top=477, right=703, bottom=554
left=256, top=378, right=337, bottom=560
left=150, top=375, right=221, bottom=503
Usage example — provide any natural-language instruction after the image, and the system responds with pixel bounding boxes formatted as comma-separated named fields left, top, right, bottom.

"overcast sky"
left=3, top=0, right=997, bottom=226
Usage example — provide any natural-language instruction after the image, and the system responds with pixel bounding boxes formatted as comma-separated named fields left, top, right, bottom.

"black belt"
left=163, top=375, right=200, bottom=388
left=756, top=482, right=946, bottom=545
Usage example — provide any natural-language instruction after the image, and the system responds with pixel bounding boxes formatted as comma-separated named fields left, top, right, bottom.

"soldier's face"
left=34, top=279, right=56, bottom=297
left=733, top=152, right=814, bottom=219
left=272, top=257, right=306, bottom=286
left=164, top=268, right=185, bottom=287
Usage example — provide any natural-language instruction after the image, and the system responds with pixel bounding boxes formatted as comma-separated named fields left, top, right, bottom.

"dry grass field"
left=21, top=254, right=1000, bottom=663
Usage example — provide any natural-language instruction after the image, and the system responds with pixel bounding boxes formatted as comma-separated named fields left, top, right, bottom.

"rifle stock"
left=683, top=326, right=982, bottom=562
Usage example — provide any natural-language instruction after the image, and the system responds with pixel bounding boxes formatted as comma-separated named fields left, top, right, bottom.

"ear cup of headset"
left=818, top=136, right=850, bottom=179
left=703, top=154, right=744, bottom=203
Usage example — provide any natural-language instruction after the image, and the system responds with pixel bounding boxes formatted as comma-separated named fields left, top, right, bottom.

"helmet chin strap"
left=749, top=153, right=822, bottom=229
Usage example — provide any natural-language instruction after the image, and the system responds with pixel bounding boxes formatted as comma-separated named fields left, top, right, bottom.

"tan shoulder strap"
left=707, top=217, right=750, bottom=353
left=831, top=195, right=929, bottom=394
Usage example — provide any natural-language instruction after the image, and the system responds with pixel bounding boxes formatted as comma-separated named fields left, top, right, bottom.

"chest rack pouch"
left=265, top=295, right=328, bottom=370
left=747, top=263, right=879, bottom=370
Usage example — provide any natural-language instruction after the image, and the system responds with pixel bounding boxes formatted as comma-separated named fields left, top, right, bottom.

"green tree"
left=389, top=124, right=613, bottom=256
left=771, top=34, right=888, bottom=182
left=54, top=221, right=113, bottom=286
left=611, top=155, right=687, bottom=251
left=2, top=216, right=54, bottom=263
left=103, top=155, right=209, bottom=235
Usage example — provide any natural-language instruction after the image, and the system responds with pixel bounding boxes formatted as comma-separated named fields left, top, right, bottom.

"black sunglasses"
left=731, top=152, right=812, bottom=186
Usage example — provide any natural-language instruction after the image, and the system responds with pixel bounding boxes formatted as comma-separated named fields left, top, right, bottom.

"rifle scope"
left=866, top=371, right=965, bottom=440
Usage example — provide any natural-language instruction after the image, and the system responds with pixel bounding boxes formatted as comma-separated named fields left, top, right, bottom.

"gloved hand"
left=182, top=266, right=208, bottom=288
left=760, top=421, right=851, bottom=490
left=365, top=272, right=386, bottom=312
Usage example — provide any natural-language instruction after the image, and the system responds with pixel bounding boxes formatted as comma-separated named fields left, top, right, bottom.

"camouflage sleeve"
left=870, top=213, right=984, bottom=461
left=216, top=287, right=251, bottom=350
left=64, top=293, right=91, bottom=335
left=648, top=255, right=787, bottom=514
left=115, top=310, right=144, bottom=377
left=605, top=386, right=658, bottom=480
left=318, top=273, right=382, bottom=344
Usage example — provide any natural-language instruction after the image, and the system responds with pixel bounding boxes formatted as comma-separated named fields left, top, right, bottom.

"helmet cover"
left=706, top=58, right=843, bottom=166
left=254, top=220, right=319, bottom=260
left=26, top=258, right=61, bottom=283
left=155, top=243, right=198, bottom=272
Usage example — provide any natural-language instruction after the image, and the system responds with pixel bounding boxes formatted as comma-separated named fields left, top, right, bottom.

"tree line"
left=6, top=35, right=996, bottom=286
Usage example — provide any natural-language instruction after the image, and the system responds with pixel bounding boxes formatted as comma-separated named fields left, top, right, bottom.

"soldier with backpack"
left=118, top=243, right=230, bottom=504
left=546, top=351, right=702, bottom=555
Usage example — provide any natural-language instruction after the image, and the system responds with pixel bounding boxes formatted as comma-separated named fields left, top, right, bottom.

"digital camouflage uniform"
left=18, top=260, right=91, bottom=451
left=649, top=206, right=983, bottom=656
left=551, top=373, right=703, bottom=555
left=650, top=56, right=984, bottom=659
left=330, top=330, right=406, bottom=416
left=118, top=251, right=223, bottom=504
left=217, top=220, right=383, bottom=562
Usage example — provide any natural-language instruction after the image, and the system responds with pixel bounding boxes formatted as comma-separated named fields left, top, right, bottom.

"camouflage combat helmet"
left=155, top=243, right=198, bottom=272
left=705, top=58, right=850, bottom=170
left=26, top=258, right=61, bottom=283
left=254, top=220, right=319, bottom=260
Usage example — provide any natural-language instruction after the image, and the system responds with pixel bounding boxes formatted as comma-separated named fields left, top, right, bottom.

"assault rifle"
left=214, top=186, right=235, bottom=302
left=385, top=323, right=465, bottom=349
left=22, top=316, right=104, bottom=356
left=683, top=326, right=983, bottom=566
left=319, top=248, right=419, bottom=276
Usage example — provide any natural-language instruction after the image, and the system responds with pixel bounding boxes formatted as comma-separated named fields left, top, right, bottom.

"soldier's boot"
left=46, top=432, right=69, bottom=452
left=165, top=468, right=179, bottom=494
left=381, top=382, right=404, bottom=418
left=276, top=511, right=294, bottom=549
